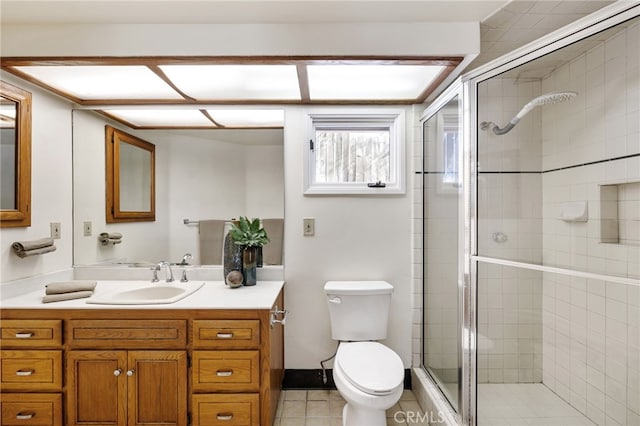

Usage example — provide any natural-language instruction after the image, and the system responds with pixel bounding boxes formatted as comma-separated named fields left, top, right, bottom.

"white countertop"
left=0, top=280, right=285, bottom=310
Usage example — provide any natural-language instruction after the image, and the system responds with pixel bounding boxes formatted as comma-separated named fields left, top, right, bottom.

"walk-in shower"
left=419, top=6, right=639, bottom=426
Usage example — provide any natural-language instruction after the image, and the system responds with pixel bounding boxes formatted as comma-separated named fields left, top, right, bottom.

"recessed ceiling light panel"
left=14, top=66, right=184, bottom=100
left=206, top=109, right=285, bottom=127
left=102, top=109, right=214, bottom=127
left=307, top=64, right=445, bottom=100
left=160, top=65, right=300, bottom=100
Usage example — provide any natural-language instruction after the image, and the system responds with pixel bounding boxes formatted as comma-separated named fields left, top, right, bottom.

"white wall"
left=0, top=74, right=73, bottom=282
left=1, top=23, right=479, bottom=58
left=283, top=106, right=414, bottom=368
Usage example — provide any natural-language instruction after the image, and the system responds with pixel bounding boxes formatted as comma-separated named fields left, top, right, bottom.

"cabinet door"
left=66, top=350, right=127, bottom=426
left=127, top=351, right=187, bottom=426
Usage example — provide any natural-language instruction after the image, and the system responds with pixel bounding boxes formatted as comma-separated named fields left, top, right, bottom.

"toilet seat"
left=336, top=342, right=403, bottom=396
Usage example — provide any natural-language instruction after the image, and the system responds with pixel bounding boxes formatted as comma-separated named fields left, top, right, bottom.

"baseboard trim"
left=283, top=369, right=412, bottom=390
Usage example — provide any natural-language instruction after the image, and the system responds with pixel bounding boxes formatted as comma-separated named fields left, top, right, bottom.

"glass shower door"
left=422, top=95, right=462, bottom=412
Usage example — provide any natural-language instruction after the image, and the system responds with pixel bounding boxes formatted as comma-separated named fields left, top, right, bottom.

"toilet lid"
left=336, top=342, right=404, bottom=395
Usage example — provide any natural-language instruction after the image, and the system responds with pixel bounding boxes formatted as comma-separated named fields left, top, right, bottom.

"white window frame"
left=304, top=109, right=405, bottom=195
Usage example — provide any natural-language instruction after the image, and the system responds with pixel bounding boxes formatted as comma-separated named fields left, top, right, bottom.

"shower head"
left=480, top=91, right=577, bottom=135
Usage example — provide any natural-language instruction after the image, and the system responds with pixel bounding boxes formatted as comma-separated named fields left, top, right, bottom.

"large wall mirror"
left=73, top=110, right=285, bottom=267
left=0, top=81, right=31, bottom=228
left=106, top=125, right=156, bottom=223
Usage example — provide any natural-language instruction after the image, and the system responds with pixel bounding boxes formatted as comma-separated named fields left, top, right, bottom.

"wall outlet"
left=83, top=221, right=92, bottom=236
left=303, top=218, right=315, bottom=236
left=50, top=222, right=61, bottom=239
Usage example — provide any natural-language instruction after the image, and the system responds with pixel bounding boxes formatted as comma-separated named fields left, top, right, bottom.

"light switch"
left=303, top=218, right=315, bottom=236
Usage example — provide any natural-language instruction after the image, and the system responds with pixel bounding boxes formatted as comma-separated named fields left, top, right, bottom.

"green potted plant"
left=229, top=217, right=269, bottom=286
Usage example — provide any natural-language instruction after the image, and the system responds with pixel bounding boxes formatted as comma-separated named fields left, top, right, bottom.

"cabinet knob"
left=16, top=412, right=35, bottom=420
left=15, top=369, right=34, bottom=376
left=126, top=369, right=135, bottom=377
left=113, top=369, right=122, bottom=376
left=15, top=332, right=34, bottom=339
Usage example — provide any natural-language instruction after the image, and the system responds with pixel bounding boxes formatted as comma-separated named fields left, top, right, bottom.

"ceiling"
left=0, top=1, right=504, bottom=24
left=0, top=0, right=616, bottom=133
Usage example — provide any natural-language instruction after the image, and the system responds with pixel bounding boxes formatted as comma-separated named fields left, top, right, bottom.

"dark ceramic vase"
left=243, top=246, right=258, bottom=286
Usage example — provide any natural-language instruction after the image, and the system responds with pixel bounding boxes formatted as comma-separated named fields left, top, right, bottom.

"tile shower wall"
left=541, top=21, right=639, bottom=426
left=476, top=77, right=544, bottom=384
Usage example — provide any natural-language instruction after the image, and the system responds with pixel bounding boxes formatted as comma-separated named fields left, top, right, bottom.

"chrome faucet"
left=177, top=253, right=193, bottom=266
left=155, top=260, right=174, bottom=283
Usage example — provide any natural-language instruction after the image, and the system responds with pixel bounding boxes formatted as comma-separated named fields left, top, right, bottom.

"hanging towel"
left=45, top=281, right=97, bottom=295
left=99, top=232, right=122, bottom=240
left=42, top=290, right=94, bottom=303
left=12, top=237, right=55, bottom=258
left=99, top=233, right=123, bottom=245
left=12, top=237, right=54, bottom=251
left=199, top=220, right=225, bottom=265
left=261, top=218, right=284, bottom=265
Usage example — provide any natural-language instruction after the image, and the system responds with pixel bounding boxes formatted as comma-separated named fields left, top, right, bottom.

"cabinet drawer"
left=192, top=351, right=259, bottom=392
left=0, top=393, right=62, bottom=426
left=192, top=394, right=259, bottom=426
left=192, top=320, right=260, bottom=349
left=67, top=319, right=187, bottom=348
left=0, top=320, right=62, bottom=347
left=0, top=351, right=62, bottom=392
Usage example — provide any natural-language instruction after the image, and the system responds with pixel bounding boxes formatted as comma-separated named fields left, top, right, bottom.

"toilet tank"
left=324, top=281, right=393, bottom=341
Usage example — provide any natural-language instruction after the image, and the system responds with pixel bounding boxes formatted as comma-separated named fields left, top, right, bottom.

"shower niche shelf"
left=599, top=181, right=640, bottom=245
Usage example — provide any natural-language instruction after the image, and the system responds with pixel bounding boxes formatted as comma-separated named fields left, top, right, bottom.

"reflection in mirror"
left=118, top=139, right=152, bottom=212
left=106, top=125, right=156, bottom=223
left=0, top=81, right=31, bottom=228
left=73, top=110, right=284, bottom=266
left=0, top=99, right=17, bottom=209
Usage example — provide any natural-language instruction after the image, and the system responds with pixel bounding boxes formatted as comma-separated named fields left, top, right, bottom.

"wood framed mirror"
left=106, top=125, right=155, bottom=223
left=0, top=81, right=32, bottom=228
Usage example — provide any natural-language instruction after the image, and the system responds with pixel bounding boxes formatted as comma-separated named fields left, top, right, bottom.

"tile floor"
left=274, top=389, right=430, bottom=426
left=477, top=384, right=596, bottom=426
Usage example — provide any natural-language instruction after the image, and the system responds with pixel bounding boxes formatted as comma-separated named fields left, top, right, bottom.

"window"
left=304, top=110, right=405, bottom=194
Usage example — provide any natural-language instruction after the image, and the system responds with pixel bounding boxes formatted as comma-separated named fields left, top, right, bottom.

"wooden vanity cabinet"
left=0, top=319, right=63, bottom=426
left=0, top=287, right=284, bottom=426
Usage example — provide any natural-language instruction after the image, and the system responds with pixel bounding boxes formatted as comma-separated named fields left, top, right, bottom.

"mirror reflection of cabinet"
left=0, top=81, right=31, bottom=228
left=105, top=125, right=155, bottom=223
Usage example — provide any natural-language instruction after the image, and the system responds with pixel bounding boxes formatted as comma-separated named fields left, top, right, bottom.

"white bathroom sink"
left=86, top=281, right=205, bottom=305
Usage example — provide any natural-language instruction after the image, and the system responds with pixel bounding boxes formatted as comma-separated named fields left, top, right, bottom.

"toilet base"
left=342, top=402, right=387, bottom=426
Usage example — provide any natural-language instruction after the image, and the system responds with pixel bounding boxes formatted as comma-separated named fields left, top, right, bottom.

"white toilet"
left=324, top=281, right=404, bottom=426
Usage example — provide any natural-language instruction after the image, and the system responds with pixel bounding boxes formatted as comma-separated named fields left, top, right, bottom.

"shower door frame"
left=460, top=3, right=640, bottom=425
left=420, top=79, right=466, bottom=425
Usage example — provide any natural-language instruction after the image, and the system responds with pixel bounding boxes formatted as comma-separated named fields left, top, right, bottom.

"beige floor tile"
left=275, top=390, right=423, bottom=426
left=280, top=417, right=306, bottom=426
left=400, top=389, right=417, bottom=401
left=305, top=418, right=329, bottom=426
left=282, top=400, right=307, bottom=417
left=284, top=390, right=308, bottom=401
left=307, top=389, right=332, bottom=401
left=306, top=400, right=330, bottom=417
left=398, top=399, right=423, bottom=413
left=329, top=390, right=344, bottom=400
left=329, top=399, right=346, bottom=417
